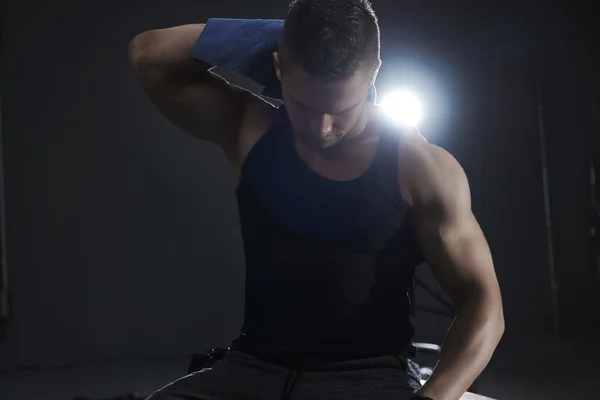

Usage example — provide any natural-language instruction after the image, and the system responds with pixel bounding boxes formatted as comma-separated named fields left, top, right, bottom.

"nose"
left=309, top=114, right=333, bottom=139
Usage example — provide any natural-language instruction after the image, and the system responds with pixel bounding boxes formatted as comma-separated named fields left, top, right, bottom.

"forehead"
left=282, top=66, right=370, bottom=114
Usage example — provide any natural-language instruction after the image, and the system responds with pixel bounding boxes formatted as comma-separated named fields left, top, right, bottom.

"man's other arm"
left=128, top=24, right=264, bottom=163
left=398, top=131, right=505, bottom=400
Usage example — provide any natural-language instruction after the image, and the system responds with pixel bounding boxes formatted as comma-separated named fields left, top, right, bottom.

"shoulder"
left=394, top=125, right=469, bottom=208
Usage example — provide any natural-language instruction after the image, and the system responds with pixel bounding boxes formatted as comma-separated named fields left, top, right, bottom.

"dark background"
left=0, top=0, right=599, bottom=398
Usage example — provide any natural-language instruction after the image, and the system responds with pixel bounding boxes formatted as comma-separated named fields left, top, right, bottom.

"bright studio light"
left=381, top=90, right=423, bottom=126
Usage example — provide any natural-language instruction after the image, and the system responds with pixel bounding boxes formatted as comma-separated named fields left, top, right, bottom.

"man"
left=129, top=1, right=504, bottom=399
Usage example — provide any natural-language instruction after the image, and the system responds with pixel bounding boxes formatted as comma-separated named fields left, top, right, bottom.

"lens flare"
left=381, top=90, right=423, bottom=126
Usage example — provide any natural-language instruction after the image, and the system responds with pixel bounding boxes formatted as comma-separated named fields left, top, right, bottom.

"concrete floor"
left=0, top=336, right=596, bottom=400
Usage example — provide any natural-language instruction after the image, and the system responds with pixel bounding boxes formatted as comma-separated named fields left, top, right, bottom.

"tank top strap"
left=371, top=122, right=404, bottom=208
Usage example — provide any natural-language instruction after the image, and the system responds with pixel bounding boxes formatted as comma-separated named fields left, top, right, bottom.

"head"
left=274, top=0, right=381, bottom=150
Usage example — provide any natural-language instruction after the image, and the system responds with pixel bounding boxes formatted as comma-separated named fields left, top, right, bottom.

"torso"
left=229, top=100, right=425, bottom=369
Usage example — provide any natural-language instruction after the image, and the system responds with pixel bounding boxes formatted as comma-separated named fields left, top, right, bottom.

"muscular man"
left=129, top=1, right=504, bottom=400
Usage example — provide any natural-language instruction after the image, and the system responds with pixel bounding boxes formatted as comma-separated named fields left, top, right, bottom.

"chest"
left=239, top=146, right=405, bottom=250
left=292, top=136, right=381, bottom=182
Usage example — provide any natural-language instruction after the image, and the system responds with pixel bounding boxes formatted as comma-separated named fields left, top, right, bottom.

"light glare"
left=381, top=90, right=423, bottom=126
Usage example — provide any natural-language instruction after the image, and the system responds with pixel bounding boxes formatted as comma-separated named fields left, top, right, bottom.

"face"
left=274, top=53, right=376, bottom=151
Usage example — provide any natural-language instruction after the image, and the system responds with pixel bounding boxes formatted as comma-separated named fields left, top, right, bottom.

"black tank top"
left=231, top=105, right=425, bottom=369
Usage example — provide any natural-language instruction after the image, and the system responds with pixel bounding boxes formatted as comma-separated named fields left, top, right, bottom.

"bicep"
left=143, top=71, right=252, bottom=149
left=410, top=149, right=500, bottom=308
left=414, top=206, right=498, bottom=308
left=130, top=24, right=257, bottom=156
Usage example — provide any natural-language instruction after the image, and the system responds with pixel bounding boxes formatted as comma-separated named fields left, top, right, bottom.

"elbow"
left=459, top=288, right=505, bottom=343
left=129, top=31, right=158, bottom=72
left=484, top=295, right=505, bottom=345
left=129, top=31, right=169, bottom=91
left=496, top=303, right=506, bottom=341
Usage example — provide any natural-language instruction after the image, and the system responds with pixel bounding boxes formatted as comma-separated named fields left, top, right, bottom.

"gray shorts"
left=147, top=350, right=422, bottom=400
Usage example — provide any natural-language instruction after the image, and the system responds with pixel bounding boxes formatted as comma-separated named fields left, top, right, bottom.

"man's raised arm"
left=128, top=24, right=258, bottom=160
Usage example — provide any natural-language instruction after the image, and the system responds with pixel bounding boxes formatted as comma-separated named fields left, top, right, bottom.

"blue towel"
left=193, top=18, right=377, bottom=103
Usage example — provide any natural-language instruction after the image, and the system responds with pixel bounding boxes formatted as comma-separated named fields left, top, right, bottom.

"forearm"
left=417, top=293, right=504, bottom=400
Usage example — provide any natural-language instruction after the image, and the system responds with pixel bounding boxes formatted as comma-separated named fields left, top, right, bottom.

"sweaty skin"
left=129, top=23, right=504, bottom=400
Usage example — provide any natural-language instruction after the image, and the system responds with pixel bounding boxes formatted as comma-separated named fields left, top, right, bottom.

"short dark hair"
left=278, top=0, right=380, bottom=80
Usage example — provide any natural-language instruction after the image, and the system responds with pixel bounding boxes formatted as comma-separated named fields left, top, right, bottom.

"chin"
left=310, top=138, right=340, bottom=151
left=320, top=139, right=341, bottom=149
left=306, top=133, right=344, bottom=150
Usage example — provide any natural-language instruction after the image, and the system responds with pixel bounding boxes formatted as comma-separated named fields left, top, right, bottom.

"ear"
left=273, top=52, right=283, bottom=82
left=370, top=58, right=382, bottom=86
